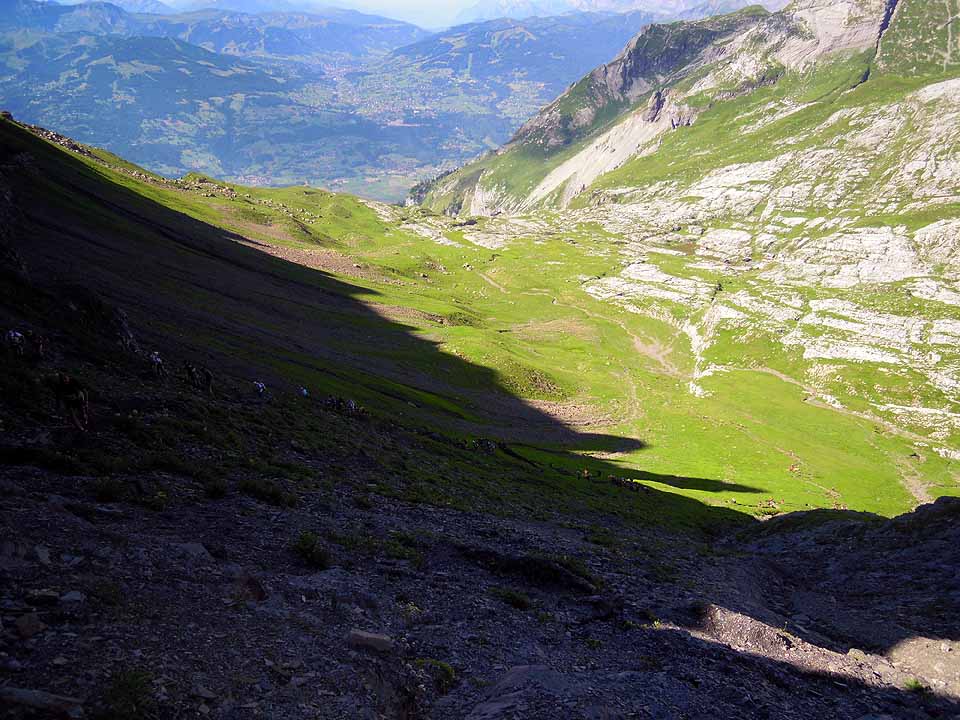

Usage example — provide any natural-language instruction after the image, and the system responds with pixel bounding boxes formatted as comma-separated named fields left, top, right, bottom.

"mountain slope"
left=0, top=0, right=797, bottom=199
left=419, top=0, right=960, bottom=491
left=424, top=0, right=910, bottom=214
left=1, top=115, right=959, bottom=719
left=0, top=0, right=139, bottom=33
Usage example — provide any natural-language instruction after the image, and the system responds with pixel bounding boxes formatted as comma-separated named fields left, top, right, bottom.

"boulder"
left=347, top=629, right=394, bottom=653
left=15, top=613, right=46, bottom=639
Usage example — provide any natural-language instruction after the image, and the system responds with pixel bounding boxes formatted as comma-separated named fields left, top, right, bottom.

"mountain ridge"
left=423, top=0, right=941, bottom=215
left=455, top=0, right=789, bottom=24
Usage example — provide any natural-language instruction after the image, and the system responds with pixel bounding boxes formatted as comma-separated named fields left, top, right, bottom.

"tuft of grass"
left=416, top=658, right=457, bottom=693
left=384, top=530, right=424, bottom=565
left=95, top=669, right=157, bottom=720
left=585, top=530, right=619, bottom=548
left=237, top=206, right=273, bottom=225
left=905, top=678, right=929, bottom=694
left=292, top=531, right=330, bottom=569
left=445, top=311, right=482, bottom=327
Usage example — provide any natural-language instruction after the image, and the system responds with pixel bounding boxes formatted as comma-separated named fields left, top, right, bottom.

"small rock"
left=175, top=543, right=214, bottom=562
left=33, top=546, right=51, bottom=566
left=347, top=629, right=394, bottom=653
left=16, top=614, right=46, bottom=640
left=235, top=573, right=268, bottom=602
left=60, top=591, right=86, bottom=604
left=192, top=686, right=217, bottom=700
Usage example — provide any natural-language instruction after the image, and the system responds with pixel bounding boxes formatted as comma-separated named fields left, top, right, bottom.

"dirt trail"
left=479, top=271, right=508, bottom=293
left=895, top=455, right=934, bottom=505
left=521, top=290, right=684, bottom=379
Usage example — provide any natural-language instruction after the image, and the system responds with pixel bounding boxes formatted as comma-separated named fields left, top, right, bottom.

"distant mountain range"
left=0, top=0, right=429, bottom=63
left=455, top=0, right=789, bottom=23
left=0, top=0, right=761, bottom=199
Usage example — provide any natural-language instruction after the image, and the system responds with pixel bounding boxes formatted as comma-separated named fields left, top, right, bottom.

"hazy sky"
left=342, top=0, right=477, bottom=27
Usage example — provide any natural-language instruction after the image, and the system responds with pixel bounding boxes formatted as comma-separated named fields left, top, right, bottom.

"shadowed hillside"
left=0, top=115, right=759, bottom=526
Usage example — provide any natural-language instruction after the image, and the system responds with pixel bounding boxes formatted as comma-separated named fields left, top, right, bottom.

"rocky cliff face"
left=425, top=0, right=914, bottom=216
left=506, top=8, right=764, bottom=152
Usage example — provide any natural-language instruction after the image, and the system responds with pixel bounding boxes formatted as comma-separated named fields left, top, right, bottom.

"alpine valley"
left=1, top=0, right=959, bottom=718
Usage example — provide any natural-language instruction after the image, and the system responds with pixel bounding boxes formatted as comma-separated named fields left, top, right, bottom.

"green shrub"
left=96, top=669, right=156, bottom=720
left=293, top=531, right=330, bottom=569
left=384, top=531, right=423, bottom=565
left=416, top=658, right=456, bottom=693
